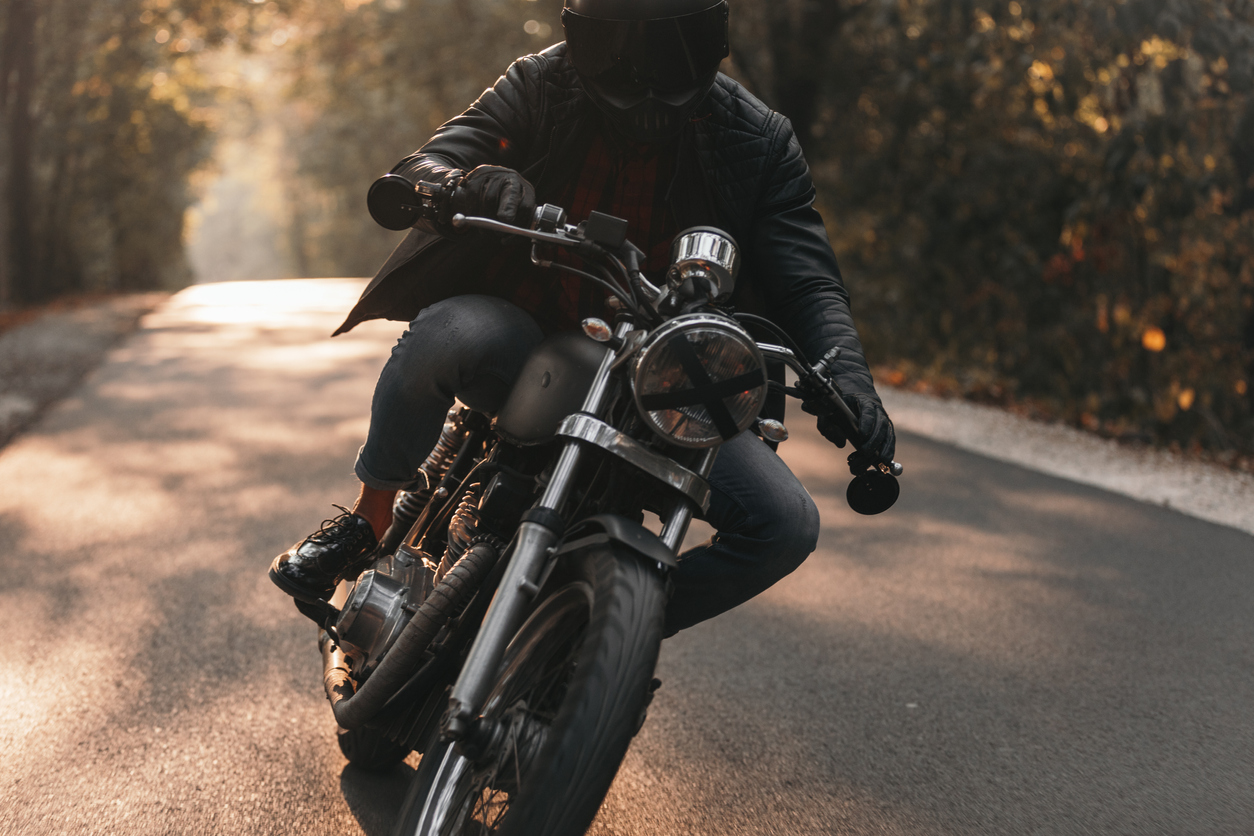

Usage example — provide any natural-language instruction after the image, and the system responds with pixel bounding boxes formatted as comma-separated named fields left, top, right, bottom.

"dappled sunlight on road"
left=3, top=280, right=1252, bottom=834
left=0, top=278, right=402, bottom=834
left=592, top=428, right=1254, bottom=834
left=775, top=425, right=1163, bottom=671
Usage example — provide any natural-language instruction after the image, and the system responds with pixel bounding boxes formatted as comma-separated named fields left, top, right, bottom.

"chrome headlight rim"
left=631, top=313, right=768, bottom=449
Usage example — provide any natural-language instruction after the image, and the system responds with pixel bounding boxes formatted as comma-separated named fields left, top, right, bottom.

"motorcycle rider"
left=270, top=0, right=896, bottom=635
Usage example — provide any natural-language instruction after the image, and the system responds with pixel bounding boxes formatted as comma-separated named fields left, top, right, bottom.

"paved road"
left=1, top=280, right=1251, bottom=835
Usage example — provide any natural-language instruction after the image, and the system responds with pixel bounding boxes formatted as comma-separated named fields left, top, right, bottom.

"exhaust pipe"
left=324, top=539, right=499, bottom=729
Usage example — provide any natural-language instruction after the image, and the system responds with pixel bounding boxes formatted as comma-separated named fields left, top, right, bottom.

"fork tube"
left=443, top=321, right=632, bottom=737
left=443, top=518, right=562, bottom=737
left=659, top=447, right=719, bottom=551
left=535, top=318, right=632, bottom=513
left=659, top=503, right=694, bottom=553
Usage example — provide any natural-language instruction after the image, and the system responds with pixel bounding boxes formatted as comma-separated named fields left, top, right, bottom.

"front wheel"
left=393, top=545, right=666, bottom=836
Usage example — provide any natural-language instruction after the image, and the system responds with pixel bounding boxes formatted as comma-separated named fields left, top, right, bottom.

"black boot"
left=269, top=506, right=378, bottom=603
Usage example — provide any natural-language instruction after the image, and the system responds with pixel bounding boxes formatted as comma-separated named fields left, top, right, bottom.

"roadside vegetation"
left=1, top=0, right=1251, bottom=461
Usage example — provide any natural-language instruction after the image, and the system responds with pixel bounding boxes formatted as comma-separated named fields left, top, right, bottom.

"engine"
left=332, top=408, right=474, bottom=678
left=331, top=408, right=537, bottom=679
left=332, top=548, right=432, bottom=678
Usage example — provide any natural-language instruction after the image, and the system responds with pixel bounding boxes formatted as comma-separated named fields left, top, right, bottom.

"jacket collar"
left=533, top=44, right=726, bottom=234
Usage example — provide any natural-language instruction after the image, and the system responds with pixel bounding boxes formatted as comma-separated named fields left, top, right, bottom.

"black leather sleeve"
left=387, top=55, right=544, bottom=234
left=748, top=117, right=878, bottom=398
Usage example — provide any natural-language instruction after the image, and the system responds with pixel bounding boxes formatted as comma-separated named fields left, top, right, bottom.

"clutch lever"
left=791, top=347, right=902, bottom=516
left=799, top=347, right=904, bottom=478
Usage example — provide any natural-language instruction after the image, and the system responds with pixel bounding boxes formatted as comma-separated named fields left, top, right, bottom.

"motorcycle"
left=292, top=176, right=903, bottom=836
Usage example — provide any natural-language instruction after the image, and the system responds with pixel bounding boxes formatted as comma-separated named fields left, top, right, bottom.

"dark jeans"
left=356, top=295, right=821, bottom=633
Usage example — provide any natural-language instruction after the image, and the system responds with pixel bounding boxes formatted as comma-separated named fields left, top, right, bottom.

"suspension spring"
left=390, top=406, right=472, bottom=534
left=438, top=484, right=483, bottom=583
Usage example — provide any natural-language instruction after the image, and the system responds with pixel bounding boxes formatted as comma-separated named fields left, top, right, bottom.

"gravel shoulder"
left=881, top=388, right=1254, bottom=537
left=0, top=293, right=168, bottom=447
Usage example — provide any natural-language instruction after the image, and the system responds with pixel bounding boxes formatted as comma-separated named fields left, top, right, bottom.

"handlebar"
left=757, top=342, right=903, bottom=477
left=373, top=177, right=902, bottom=480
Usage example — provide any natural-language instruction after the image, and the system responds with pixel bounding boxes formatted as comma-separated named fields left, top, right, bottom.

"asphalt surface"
left=0, top=293, right=166, bottom=447
left=1, top=280, right=1251, bottom=835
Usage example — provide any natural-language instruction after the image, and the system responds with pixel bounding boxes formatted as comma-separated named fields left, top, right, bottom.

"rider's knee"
left=748, top=485, right=820, bottom=575
left=778, top=488, right=821, bottom=567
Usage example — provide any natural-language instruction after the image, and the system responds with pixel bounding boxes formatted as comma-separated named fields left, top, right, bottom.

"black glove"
left=804, top=391, right=896, bottom=471
left=451, top=165, right=536, bottom=225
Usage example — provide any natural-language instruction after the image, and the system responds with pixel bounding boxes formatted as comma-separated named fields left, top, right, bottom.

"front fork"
left=441, top=323, right=716, bottom=739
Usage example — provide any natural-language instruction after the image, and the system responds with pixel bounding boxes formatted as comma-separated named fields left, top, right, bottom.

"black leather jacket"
left=335, top=43, right=878, bottom=399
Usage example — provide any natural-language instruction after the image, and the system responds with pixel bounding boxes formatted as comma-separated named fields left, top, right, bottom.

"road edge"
left=881, top=387, right=1254, bottom=537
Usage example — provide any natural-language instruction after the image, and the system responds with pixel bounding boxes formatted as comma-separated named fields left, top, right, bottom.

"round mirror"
left=846, top=471, right=900, bottom=516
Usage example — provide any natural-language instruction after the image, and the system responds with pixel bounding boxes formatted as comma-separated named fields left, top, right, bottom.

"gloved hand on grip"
left=451, top=165, right=536, bottom=226
left=804, top=391, right=896, bottom=472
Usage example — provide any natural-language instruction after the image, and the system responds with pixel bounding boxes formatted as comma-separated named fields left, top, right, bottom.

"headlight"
left=632, top=314, right=768, bottom=448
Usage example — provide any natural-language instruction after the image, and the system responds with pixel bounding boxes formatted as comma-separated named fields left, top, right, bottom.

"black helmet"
left=562, top=0, right=729, bottom=144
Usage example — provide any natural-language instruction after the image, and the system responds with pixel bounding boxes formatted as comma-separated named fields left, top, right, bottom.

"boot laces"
left=307, top=504, right=360, bottom=544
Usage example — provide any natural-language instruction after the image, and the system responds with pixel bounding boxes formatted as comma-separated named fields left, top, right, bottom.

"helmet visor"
left=563, top=4, right=729, bottom=98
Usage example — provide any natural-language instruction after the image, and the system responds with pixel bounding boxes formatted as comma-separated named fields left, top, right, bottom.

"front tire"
left=393, top=545, right=665, bottom=836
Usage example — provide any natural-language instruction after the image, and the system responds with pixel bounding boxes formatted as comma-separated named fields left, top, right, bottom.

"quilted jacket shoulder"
left=411, top=44, right=810, bottom=238
left=697, top=75, right=817, bottom=239
left=337, top=45, right=879, bottom=402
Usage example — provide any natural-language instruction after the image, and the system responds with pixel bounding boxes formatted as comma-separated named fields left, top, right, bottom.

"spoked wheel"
left=393, top=546, right=666, bottom=836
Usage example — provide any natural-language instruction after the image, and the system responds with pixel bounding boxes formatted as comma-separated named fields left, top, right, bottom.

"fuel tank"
left=494, top=331, right=609, bottom=445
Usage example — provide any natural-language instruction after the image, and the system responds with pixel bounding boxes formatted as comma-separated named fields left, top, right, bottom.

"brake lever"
left=451, top=213, right=576, bottom=248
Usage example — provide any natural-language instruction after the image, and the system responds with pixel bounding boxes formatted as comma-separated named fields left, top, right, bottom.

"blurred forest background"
left=1, top=0, right=1251, bottom=458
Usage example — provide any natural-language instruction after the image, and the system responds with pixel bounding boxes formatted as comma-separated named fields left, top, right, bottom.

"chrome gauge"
left=667, top=227, right=740, bottom=300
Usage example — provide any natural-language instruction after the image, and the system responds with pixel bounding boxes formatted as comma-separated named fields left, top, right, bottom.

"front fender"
left=554, top=513, right=677, bottom=570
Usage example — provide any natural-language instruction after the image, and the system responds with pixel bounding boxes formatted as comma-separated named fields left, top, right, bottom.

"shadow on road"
left=5, top=281, right=1252, bottom=835
left=589, top=431, right=1254, bottom=835
left=341, top=762, right=416, bottom=836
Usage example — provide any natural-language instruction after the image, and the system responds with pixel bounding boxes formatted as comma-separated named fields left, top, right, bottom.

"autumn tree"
left=0, top=0, right=263, bottom=305
left=731, top=0, right=1253, bottom=453
left=271, top=0, right=564, bottom=278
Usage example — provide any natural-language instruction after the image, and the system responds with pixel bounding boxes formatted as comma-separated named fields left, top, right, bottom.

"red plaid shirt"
left=503, top=132, right=679, bottom=333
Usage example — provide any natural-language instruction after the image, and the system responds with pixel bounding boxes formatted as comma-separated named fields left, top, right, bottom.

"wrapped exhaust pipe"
left=324, top=539, right=499, bottom=730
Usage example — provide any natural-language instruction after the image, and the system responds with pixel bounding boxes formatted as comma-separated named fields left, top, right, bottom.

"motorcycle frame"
left=440, top=317, right=717, bottom=739
left=378, top=206, right=900, bottom=743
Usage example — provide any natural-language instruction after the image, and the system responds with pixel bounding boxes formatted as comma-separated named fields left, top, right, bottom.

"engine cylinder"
left=334, top=569, right=410, bottom=677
